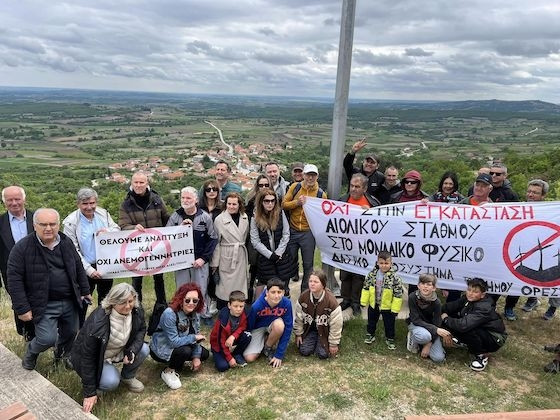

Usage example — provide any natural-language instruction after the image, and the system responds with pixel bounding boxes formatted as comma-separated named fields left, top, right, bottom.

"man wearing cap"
left=283, top=164, right=327, bottom=292
left=286, top=162, right=304, bottom=192
left=265, top=162, right=288, bottom=201
left=459, top=173, right=493, bottom=205
left=343, top=138, right=385, bottom=196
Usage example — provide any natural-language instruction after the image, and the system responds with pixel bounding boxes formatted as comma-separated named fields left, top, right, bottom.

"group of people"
left=0, top=141, right=558, bottom=414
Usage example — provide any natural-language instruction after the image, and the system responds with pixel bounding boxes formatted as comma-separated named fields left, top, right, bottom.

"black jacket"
left=71, top=305, right=146, bottom=398
left=255, top=213, right=296, bottom=282
left=7, top=231, right=90, bottom=322
left=118, top=188, right=169, bottom=230
left=406, top=292, right=442, bottom=340
left=489, top=184, right=519, bottom=203
left=442, top=295, right=506, bottom=334
left=343, top=153, right=385, bottom=196
left=375, top=183, right=401, bottom=205
left=0, top=209, right=34, bottom=288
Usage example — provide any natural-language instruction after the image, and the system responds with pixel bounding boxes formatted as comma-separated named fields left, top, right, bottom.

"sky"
left=0, top=0, right=559, bottom=102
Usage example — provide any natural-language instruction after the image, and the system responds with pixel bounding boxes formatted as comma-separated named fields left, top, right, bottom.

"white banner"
left=95, top=225, right=195, bottom=278
left=304, top=197, right=560, bottom=297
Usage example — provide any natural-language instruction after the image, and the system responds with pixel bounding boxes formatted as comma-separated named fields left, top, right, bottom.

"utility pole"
left=324, top=0, right=356, bottom=293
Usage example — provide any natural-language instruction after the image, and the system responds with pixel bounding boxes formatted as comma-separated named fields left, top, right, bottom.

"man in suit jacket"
left=0, top=185, right=34, bottom=291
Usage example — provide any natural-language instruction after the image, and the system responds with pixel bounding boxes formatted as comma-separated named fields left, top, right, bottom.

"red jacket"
left=210, top=306, right=249, bottom=362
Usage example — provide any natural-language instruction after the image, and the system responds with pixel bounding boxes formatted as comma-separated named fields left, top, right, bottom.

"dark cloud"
left=253, top=51, right=307, bottom=65
left=354, top=49, right=413, bottom=66
left=405, top=48, right=433, bottom=57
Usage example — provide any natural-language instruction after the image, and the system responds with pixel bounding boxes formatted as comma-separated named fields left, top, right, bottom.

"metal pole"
left=324, top=0, right=356, bottom=294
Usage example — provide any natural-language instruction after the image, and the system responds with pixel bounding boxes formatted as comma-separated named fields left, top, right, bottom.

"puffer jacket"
left=360, top=267, right=404, bottom=313
left=118, top=188, right=169, bottom=230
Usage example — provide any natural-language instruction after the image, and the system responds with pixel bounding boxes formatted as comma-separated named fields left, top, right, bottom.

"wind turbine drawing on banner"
left=515, top=247, right=526, bottom=267
left=536, top=238, right=553, bottom=271
left=554, top=249, right=560, bottom=266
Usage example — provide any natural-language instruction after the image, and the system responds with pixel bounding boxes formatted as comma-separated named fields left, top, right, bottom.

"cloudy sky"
left=1, top=0, right=559, bottom=102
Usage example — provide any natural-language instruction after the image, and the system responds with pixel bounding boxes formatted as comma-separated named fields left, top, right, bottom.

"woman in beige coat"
left=211, top=192, right=249, bottom=310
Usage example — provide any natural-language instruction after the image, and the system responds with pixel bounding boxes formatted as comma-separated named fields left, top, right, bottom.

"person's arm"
left=360, top=272, right=374, bottom=307
left=328, top=304, right=343, bottom=347
left=6, top=243, right=32, bottom=319
left=390, top=273, right=404, bottom=313
left=79, top=324, right=103, bottom=399
left=343, top=152, right=356, bottom=182
left=63, top=214, right=96, bottom=277
left=282, top=183, right=299, bottom=211
left=209, top=217, right=222, bottom=268
left=443, top=304, right=494, bottom=333
left=408, top=293, right=438, bottom=338
left=126, top=307, right=147, bottom=356
left=293, top=299, right=304, bottom=340
left=250, top=218, right=273, bottom=258
left=118, top=202, right=136, bottom=230
left=273, top=301, right=294, bottom=360
left=276, top=212, right=290, bottom=256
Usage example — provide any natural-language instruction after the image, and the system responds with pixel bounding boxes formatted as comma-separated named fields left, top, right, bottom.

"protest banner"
left=304, top=197, right=560, bottom=297
left=95, top=225, right=194, bottom=278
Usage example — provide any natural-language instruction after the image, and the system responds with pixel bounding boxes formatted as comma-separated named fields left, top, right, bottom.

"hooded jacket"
left=390, top=170, right=429, bottom=203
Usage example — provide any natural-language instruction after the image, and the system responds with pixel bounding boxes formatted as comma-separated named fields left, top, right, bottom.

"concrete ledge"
left=406, top=410, right=560, bottom=420
left=0, top=343, right=96, bottom=419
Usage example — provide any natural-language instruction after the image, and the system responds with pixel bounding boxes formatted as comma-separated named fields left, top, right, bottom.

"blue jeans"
left=287, top=229, right=316, bottom=292
left=28, top=299, right=78, bottom=357
left=408, top=323, right=446, bottom=363
left=298, top=329, right=329, bottom=359
left=212, top=331, right=252, bottom=372
left=99, top=343, right=149, bottom=391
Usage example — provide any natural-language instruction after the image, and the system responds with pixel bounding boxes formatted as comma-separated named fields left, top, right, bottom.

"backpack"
left=147, top=302, right=178, bottom=336
left=292, top=182, right=324, bottom=198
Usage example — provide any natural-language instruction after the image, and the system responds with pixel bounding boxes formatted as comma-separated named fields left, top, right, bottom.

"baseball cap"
left=476, top=173, right=492, bottom=185
left=303, top=164, right=318, bottom=175
left=292, top=162, right=304, bottom=170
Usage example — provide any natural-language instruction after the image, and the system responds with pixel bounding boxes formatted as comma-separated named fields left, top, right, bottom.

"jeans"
left=408, top=323, right=445, bottom=363
left=366, top=305, right=396, bottom=340
left=287, top=229, right=316, bottom=292
left=27, top=299, right=78, bottom=357
left=298, top=329, right=329, bottom=359
left=212, top=331, right=252, bottom=372
left=99, top=343, right=149, bottom=391
left=132, top=273, right=166, bottom=304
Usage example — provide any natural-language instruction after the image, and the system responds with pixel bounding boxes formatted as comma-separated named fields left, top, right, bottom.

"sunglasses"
left=183, top=298, right=199, bottom=304
left=489, top=172, right=503, bottom=176
left=205, top=187, right=218, bottom=192
left=263, top=198, right=276, bottom=204
left=258, top=183, right=270, bottom=188
left=404, top=180, right=419, bottom=185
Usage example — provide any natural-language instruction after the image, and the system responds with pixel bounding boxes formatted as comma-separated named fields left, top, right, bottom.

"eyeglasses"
left=258, top=183, right=270, bottom=188
left=205, top=187, right=218, bottom=192
left=489, top=172, right=503, bottom=176
left=183, top=298, right=199, bottom=304
left=404, top=180, right=419, bottom=185
left=263, top=198, right=276, bottom=204
left=36, top=222, right=58, bottom=228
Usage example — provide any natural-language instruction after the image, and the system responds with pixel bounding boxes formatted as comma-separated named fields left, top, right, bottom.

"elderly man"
left=265, top=162, right=288, bottom=201
left=119, top=171, right=169, bottom=304
left=8, top=208, right=91, bottom=370
left=1, top=186, right=34, bottom=291
left=459, top=173, right=493, bottom=205
left=213, top=160, right=241, bottom=200
left=343, top=138, right=385, bottom=196
left=63, top=188, right=120, bottom=309
left=283, top=163, right=327, bottom=292
left=339, top=174, right=380, bottom=315
left=375, top=166, right=401, bottom=205
left=166, top=186, right=218, bottom=319
left=521, top=180, right=559, bottom=320
left=489, top=164, right=519, bottom=202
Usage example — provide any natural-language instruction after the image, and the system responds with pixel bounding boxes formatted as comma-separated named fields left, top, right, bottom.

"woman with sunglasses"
left=250, top=188, right=295, bottom=297
left=429, top=171, right=464, bottom=203
left=245, top=175, right=272, bottom=300
left=390, top=170, right=429, bottom=203
left=149, top=283, right=209, bottom=390
left=200, top=179, right=223, bottom=221
left=211, top=192, right=249, bottom=309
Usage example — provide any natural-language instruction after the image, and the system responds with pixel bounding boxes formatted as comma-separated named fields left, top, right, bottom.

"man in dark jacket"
left=339, top=174, right=380, bottom=315
left=375, top=166, right=401, bottom=205
left=343, top=138, right=385, bottom=196
left=441, top=277, right=507, bottom=372
left=118, top=171, right=170, bottom=304
left=489, top=163, right=519, bottom=202
left=8, top=208, right=91, bottom=370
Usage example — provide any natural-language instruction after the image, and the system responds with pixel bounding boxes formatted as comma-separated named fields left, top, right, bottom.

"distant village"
left=106, top=141, right=292, bottom=191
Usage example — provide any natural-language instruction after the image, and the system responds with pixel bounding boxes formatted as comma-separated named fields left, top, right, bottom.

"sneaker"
left=208, top=299, right=218, bottom=316
left=364, top=333, right=375, bottom=344
left=386, top=339, right=396, bottom=350
left=340, top=300, right=351, bottom=311
left=543, top=359, right=560, bottom=374
left=544, top=344, right=560, bottom=353
left=22, top=349, right=38, bottom=370
left=522, top=298, right=540, bottom=312
left=161, top=370, right=182, bottom=390
left=121, top=377, right=144, bottom=393
left=504, top=308, right=517, bottom=321
left=406, top=331, right=419, bottom=354
left=234, top=355, right=247, bottom=367
left=351, top=304, right=362, bottom=317
left=543, top=306, right=557, bottom=321
left=262, top=346, right=274, bottom=362
left=470, top=354, right=489, bottom=371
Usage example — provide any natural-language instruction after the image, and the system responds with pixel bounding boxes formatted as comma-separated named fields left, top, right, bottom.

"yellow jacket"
left=360, top=267, right=403, bottom=313
left=282, top=181, right=327, bottom=231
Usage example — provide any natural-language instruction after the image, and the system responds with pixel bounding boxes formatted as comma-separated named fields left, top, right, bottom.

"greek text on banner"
left=303, top=198, right=560, bottom=298
left=95, top=225, right=194, bottom=278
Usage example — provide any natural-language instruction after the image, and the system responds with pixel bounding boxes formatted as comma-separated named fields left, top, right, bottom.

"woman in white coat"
left=211, top=192, right=249, bottom=310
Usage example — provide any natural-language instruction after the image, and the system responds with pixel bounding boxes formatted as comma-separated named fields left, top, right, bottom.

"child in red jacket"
left=210, top=290, right=252, bottom=372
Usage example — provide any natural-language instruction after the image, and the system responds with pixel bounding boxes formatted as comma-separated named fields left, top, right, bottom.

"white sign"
left=304, top=197, right=560, bottom=297
left=95, top=225, right=195, bottom=278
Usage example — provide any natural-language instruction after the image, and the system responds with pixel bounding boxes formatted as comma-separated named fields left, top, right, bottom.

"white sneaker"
left=161, top=370, right=182, bottom=389
left=208, top=299, right=218, bottom=315
left=406, top=331, right=419, bottom=354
